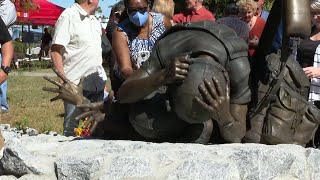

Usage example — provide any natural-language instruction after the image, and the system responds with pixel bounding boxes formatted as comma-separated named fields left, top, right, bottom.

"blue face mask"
left=129, top=11, right=149, bottom=27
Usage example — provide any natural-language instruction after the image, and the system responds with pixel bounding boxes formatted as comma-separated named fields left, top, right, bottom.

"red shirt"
left=173, top=6, right=215, bottom=23
left=249, top=17, right=266, bottom=57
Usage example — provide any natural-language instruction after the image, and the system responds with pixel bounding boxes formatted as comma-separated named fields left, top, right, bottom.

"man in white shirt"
left=0, top=0, right=16, bottom=113
left=50, top=0, right=107, bottom=136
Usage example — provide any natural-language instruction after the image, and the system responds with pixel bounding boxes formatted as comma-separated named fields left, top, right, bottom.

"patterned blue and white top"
left=113, top=12, right=166, bottom=79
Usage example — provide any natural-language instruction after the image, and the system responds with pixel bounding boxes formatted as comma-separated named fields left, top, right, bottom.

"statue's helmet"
left=169, top=56, right=229, bottom=124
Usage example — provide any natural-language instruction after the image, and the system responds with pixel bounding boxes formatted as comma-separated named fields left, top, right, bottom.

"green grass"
left=0, top=75, right=64, bottom=134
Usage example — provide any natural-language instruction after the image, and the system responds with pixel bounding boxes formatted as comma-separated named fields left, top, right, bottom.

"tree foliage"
left=11, top=0, right=39, bottom=12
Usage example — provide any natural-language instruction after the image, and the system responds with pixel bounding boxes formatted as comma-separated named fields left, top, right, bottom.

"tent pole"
left=28, top=23, right=31, bottom=56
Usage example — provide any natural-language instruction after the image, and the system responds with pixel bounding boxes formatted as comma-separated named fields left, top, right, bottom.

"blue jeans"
left=63, top=90, right=104, bottom=136
left=0, top=54, right=8, bottom=111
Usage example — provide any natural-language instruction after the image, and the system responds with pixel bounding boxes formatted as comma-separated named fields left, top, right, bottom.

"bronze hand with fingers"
left=75, top=91, right=114, bottom=134
left=193, top=77, right=246, bottom=143
left=43, top=68, right=88, bottom=105
left=162, top=54, right=191, bottom=84
left=194, top=77, right=233, bottom=127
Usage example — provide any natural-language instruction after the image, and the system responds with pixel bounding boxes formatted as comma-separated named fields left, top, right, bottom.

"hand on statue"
left=249, top=36, right=259, bottom=47
left=162, top=54, right=191, bottom=84
left=43, top=67, right=88, bottom=105
left=194, top=77, right=233, bottom=127
left=75, top=91, right=114, bottom=134
left=303, top=67, right=320, bottom=78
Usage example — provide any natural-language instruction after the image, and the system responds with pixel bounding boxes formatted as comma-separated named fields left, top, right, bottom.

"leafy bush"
left=13, top=41, right=28, bottom=54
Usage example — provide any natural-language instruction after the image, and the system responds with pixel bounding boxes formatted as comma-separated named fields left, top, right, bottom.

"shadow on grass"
left=57, top=113, right=64, bottom=118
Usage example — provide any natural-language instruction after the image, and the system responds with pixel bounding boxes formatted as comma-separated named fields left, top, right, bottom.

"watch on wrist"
left=1, top=66, right=11, bottom=75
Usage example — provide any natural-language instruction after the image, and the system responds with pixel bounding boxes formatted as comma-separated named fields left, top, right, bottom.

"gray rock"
left=47, top=132, right=58, bottom=136
left=0, top=131, right=319, bottom=180
left=25, top=129, right=38, bottom=137
left=18, top=174, right=56, bottom=180
left=0, top=138, right=52, bottom=177
left=0, top=175, right=17, bottom=180
left=169, top=159, right=240, bottom=180
left=306, top=148, right=320, bottom=179
left=2, top=131, right=21, bottom=142
left=55, top=156, right=104, bottom=180
left=101, top=155, right=152, bottom=179
left=0, top=124, right=10, bottom=131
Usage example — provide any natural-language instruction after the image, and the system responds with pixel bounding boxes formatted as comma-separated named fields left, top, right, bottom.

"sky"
left=48, top=0, right=119, bottom=17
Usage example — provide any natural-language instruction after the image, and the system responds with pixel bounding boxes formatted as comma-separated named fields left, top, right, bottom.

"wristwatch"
left=1, top=66, right=11, bottom=75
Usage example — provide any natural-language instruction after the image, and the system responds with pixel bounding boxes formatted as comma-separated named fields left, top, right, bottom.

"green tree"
left=11, top=0, right=39, bottom=12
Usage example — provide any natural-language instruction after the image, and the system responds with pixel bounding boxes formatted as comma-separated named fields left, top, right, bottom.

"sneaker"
left=1, top=108, right=8, bottom=113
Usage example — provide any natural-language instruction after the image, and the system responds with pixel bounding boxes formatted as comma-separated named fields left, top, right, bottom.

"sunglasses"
left=127, top=6, right=148, bottom=14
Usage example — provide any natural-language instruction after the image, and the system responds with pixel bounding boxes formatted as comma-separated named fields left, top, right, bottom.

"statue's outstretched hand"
left=75, top=91, right=114, bottom=134
left=162, top=54, right=191, bottom=84
left=194, top=77, right=233, bottom=126
left=43, top=68, right=87, bottom=105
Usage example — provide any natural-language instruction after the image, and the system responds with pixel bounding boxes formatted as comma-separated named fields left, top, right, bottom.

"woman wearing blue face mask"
left=112, top=0, right=171, bottom=94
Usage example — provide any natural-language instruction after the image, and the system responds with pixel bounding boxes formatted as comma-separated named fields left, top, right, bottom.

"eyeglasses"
left=127, top=6, right=148, bottom=14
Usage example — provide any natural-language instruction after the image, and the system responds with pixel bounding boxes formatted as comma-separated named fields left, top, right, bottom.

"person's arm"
left=49, top=13, right=71, bottom=79
left=0, top=40, right=13, bottom=85
left=50, top=44, right=65, bottom=78
left=112, top=27, right=133, bottom=79
left=303, top=67, right=320, bottom=78
left=0, top=18, right=13, bottom=85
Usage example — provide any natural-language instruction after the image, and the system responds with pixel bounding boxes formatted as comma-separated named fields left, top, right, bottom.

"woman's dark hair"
left=224, top=3, right=239, bottom=16
left=119, top=0, right=151, bottom=23
left=112, top=1, right=125, bottom=13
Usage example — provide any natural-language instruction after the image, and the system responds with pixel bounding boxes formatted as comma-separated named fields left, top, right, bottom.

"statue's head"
left=169, top=56, right=229, bottom=124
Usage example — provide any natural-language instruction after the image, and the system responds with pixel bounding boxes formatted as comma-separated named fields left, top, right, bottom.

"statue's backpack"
left=252, top=53, right=320, bottom=146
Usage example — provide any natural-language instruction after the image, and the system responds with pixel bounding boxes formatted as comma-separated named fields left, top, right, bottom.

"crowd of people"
left=2, top=0, right=320, bottom=150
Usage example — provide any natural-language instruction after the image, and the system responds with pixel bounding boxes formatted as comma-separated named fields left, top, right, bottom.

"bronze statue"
left=43, top=0, right=320, bottom=147
left=44, top=21, right=251, bottom=144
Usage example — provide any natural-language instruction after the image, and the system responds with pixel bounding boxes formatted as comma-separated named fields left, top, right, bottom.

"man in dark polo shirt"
left=173, top=0, right=215, bottom=23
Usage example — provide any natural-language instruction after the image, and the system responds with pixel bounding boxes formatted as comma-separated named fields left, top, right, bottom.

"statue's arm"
left=117, top=68, right=166, bottom=103
left=117, top=54, right=191, bottom=104
left=220, top=104, right=248, bottom=143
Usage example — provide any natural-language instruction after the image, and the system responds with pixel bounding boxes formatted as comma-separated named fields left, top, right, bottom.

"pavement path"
left=10, top=71, right=57, bottom=77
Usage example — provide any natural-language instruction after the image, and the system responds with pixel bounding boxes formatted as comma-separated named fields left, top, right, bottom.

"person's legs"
left=0, top=54, right=9, bottom=113
left=83, top=90, right=104, bottom=102
left=63, top=102, right=82, bottom=136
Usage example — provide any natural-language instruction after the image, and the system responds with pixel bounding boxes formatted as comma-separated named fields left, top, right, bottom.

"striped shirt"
left=308, top=44, right=320, bottom=102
